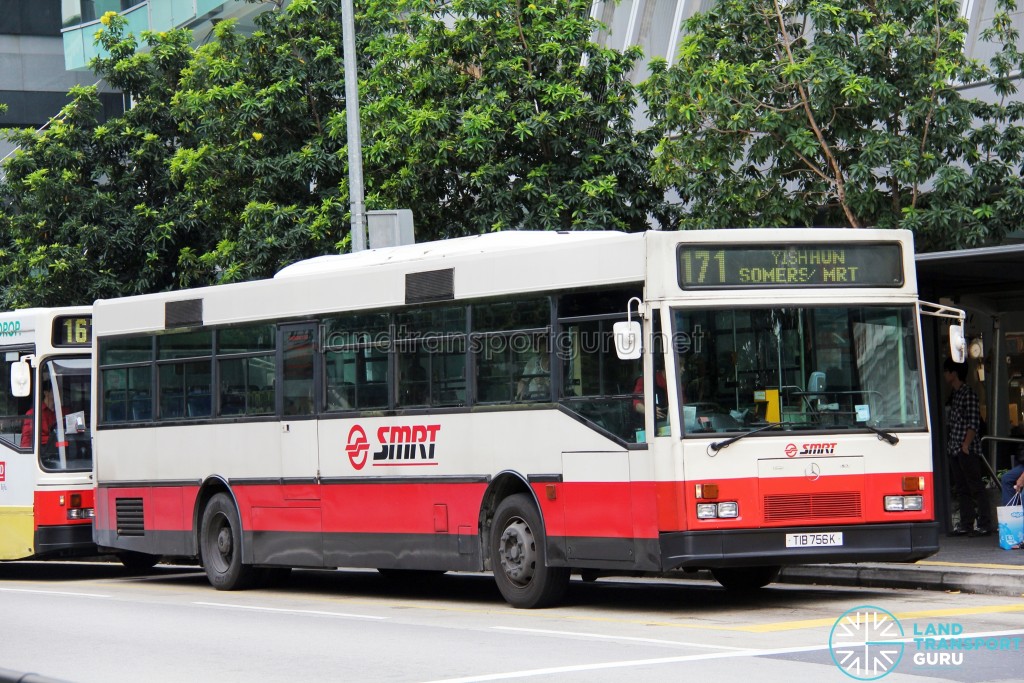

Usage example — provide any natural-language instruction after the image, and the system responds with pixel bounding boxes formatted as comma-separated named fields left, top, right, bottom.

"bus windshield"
left=41, top=358, right=92, bottom=471
left=673, top=305, right=925, bottom=435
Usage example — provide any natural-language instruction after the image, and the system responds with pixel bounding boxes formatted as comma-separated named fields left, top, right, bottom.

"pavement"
left=778, top=533, right=1024, bottom=598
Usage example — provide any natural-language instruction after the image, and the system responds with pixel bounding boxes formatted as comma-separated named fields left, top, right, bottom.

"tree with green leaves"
left=641, top=0, right=1024, bottom=250
left=0, top=15, right=200, bottom=307
left=359, top=0, right=679, bottom=236
left=1, top=0, right=677, bottom=307
left=169, top=0, right=352, bottom=284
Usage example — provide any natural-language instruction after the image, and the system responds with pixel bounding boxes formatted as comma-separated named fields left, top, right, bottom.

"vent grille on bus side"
left=763, top=492, right=862, bottom=521
left=406, top=268, right=454, bottom=304
left=115, top=497, right=146, bottom=537
left=165, top=298, right=203, bottom=328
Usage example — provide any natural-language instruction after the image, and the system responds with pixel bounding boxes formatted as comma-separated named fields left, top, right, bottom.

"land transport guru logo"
left=829, top=605, right=1023, bottom=679
left=346, top=423, right=441, bottom=470
left=829, top=606, right=905, bottom=680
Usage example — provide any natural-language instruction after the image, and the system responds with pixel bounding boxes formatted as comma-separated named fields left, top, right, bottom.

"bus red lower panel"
left=94, top=484, right=199, bottom=556
left=34, top=489, right=94, bottom=527
left=32, top=489, right=96, bottom=558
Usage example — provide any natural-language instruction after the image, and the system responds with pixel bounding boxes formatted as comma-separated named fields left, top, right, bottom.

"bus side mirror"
left=10, top=360, right=31, bottom=398
left=613, top=321, right=642, bottom=360
left=949, top=323, right=966, bottom=364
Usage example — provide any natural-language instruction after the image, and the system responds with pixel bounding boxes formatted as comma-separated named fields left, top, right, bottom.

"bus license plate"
left=785, top=532, right=843, bottom=548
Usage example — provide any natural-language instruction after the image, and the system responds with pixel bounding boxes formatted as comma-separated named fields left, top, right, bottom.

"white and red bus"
left=90, top=229, right=963, bottom=607
left=0, top=307, right=95, bottom=561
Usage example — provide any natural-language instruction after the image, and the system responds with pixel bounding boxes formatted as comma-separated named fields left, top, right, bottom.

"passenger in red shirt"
left=21, top=388, right=57, bottom=448
left=633, top=370, right=668, bottom=420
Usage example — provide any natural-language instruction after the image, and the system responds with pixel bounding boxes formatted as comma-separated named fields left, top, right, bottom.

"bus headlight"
left=697, top=502, right=739, bottom=519
left=717, top=502, right=739, bottom=518
left=697, top=503, right=718, bottom=519
left=884, top=495, right=923, bottom=512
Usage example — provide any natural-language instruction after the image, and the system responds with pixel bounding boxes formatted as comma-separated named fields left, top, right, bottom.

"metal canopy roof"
left=916, top=243, right=1024, bottom=309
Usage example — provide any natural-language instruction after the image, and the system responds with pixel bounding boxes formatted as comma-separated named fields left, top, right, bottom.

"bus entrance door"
left=276, top=323, right=323, bottom=565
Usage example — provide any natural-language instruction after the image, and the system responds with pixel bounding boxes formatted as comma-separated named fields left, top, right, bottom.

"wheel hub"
left=499, top=519, right=535, bottom=584
left=216, top=526, right=232, bottom=556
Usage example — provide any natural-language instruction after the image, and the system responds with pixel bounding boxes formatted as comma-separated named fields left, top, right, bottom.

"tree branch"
left=771, top=0, right=860, bottom=227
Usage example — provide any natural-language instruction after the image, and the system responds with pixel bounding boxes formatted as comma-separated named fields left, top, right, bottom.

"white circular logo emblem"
left=829, top=605, right=904, bottom=680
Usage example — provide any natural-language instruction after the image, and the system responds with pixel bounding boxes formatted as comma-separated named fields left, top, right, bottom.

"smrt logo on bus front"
left=346, top=424, right=441, bottom=470
left=786, top=442, right=838, bottom=457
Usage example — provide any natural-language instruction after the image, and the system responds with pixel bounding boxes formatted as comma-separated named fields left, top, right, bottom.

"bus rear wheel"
left=710, top=565, right=781, bottom=591
left=200, top=492, right=258, bottom=590
left=490, top=494, right=569, bottom=609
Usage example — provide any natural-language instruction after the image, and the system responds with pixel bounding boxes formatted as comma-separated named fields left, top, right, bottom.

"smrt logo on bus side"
left=346, top=424, right=441, bottom=470
left=0, top=461, right=5, bottom=481
left=785, top=442, right=838, bottom=457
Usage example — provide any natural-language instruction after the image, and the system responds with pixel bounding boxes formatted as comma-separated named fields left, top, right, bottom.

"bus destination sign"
left=678, top=243, right=904, bottom=289
left=52, top=315, right=93, bottom=348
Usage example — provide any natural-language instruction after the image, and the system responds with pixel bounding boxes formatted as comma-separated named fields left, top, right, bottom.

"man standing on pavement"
left=943, top=358, right=993, bottom=536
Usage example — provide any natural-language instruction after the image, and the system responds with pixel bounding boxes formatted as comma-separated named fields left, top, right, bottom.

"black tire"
left=200, top=492, right=258, bottom=590
left=710, top=565, right=781, bottom=591
left=118, top=551, right=160, bottom=573
left=490, top=493, right=569, bottom=608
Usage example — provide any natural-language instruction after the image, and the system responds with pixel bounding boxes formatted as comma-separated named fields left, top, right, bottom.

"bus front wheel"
left=710, top=565, right=781, bottom=591
left=200, top=493, right=258, bottom=590
left=117, top=551, right=160, bottom=573
left=490, top=494, right=569, bottom=609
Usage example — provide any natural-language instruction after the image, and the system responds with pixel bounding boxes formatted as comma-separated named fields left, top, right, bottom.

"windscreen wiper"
left=709, top=422, right=794, bottom=453
left=863, top=422, right=899, bottom=445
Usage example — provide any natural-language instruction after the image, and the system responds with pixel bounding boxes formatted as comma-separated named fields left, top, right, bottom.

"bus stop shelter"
left=916, top=243, right=1024, bottom=531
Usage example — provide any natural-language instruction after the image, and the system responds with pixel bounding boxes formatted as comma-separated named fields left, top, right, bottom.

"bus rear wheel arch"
left=490, top=493, right=569, bottom=608
left=199, top=492, right=259, bottom=590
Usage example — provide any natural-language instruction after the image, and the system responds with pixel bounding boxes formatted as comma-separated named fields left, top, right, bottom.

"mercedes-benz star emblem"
left=805, top=462, right=821, bottom=481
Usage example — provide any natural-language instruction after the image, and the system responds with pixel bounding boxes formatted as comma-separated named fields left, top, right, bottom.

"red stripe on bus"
left=94, top=471, right=933, bottom=538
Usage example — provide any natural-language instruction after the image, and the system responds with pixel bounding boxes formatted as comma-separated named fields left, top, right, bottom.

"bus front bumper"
left=660, top=522, right=939, bottom=570
left=34, top=523, right=95, bottom=558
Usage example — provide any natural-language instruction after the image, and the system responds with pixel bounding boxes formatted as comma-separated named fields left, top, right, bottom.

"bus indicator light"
left=902, top=476, right=924, bottom=492
left=695, top=483, right=719, bottom=499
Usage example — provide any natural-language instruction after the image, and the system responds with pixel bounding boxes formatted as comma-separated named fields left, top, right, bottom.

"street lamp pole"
left=341, top=0, right=367, bottom=252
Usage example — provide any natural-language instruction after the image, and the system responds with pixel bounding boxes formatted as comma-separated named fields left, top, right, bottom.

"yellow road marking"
left=734, top=603, right=1024, bottom=633
left=916, top=560, right=1024, bottom=571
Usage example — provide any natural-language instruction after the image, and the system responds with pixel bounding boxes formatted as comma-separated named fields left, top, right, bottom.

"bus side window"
left=557, top=288, right=644, bottom=443
left=0, top=361, right=30, bottom=449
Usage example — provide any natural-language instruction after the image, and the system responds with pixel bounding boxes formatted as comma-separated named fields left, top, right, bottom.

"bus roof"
left=275, top=230, right=636, bottom=279
left=0, top=306, right=92, bottom=349
left=93, top=229, right=918, bottom=336
left=94, top=231, right=646, bottom=335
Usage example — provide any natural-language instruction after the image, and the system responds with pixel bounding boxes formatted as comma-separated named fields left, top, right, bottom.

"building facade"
left=0, top=0, right=123, bottom=161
